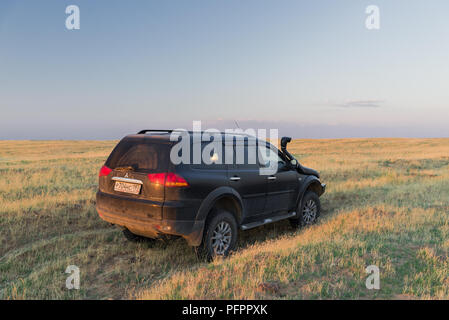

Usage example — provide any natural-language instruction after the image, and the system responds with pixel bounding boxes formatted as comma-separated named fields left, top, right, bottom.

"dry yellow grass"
left=1, top=138, right=448, bottom=299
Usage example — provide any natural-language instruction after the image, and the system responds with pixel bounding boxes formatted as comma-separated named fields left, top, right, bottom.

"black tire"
left=122, top=228, right=154, bottom=243
left=196, top=210, right=238, bottom=261
left=290, top=191, right=321, bottom=229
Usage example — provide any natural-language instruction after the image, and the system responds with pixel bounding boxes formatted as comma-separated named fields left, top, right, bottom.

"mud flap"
left=184, top=220, right=206, bottom=246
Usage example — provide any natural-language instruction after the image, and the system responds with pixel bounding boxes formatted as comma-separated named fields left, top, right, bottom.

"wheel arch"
left=296, top=176, right=325, bottom=209
left=196, top=186, right=244, bottom=225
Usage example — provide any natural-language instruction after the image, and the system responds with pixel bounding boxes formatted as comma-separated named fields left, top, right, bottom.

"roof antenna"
left=234, top=120, right=241, bottom=130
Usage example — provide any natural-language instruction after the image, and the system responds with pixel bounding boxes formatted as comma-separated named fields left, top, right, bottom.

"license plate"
left=114, top=181, right=141, bottom=195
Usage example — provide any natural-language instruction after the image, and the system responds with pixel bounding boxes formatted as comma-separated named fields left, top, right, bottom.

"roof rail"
left=137, top=129, right=255, bottom=137
left=137, top=129, right=174, bottom=134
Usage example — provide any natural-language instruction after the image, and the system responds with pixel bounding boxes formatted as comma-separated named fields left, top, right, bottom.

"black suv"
left=96, top=130, right=325, bottom=259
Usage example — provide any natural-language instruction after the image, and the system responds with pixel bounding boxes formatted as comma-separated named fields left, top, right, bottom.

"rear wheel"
left=290, top=191, right=321, bottom=229
left=196, top=210, right=238, bottom=261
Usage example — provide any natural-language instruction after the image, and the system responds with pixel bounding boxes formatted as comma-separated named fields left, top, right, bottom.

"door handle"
left=230, top=176, right=241, bottom=181
left=267, top=176, right=276, bottom=180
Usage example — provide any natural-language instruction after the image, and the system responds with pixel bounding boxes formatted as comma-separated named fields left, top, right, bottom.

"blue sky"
left=1, top=0, right=448, bottom=139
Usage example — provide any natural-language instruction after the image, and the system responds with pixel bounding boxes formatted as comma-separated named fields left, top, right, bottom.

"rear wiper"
left=114, top=166, right=136, bottom=171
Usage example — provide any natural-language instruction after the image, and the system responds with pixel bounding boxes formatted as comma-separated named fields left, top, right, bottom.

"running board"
left=241, top=212, right=297, bottom=230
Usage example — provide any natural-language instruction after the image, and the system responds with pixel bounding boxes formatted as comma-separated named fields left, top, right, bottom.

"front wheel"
left=196, top=210, right=238, bottom=261
left=290, top=191, right=321, bottom=229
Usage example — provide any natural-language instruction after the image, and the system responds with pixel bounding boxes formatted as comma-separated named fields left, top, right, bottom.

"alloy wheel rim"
left=211, top=221, right=232, bottom=255
left=302, top=199, right=317, bottom=224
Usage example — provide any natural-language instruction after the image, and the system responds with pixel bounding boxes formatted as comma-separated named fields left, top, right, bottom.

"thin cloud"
left=336, top=100, right=384, bottom=108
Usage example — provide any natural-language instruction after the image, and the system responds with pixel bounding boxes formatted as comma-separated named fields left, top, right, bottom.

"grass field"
left=1, top=138, right=448, bottom=299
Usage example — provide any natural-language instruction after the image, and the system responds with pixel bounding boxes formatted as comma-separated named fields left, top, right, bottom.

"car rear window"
left=106, top=138, right=169, bottom=172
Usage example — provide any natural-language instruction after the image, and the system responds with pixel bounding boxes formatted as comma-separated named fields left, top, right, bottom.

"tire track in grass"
left=0, top=228, right=119, bottom=298
left=0, top=228, right=116, bottom=264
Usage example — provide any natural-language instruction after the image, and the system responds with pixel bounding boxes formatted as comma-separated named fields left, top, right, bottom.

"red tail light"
left=165, top=173, right=189, bottom=187
left=147, top=172, right=189, bottom=187
left=147, top=173, right=167, bottom=186
left=99, top=165, right=112, bottom=177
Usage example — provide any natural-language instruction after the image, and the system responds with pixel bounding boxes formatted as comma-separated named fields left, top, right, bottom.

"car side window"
left=190, top=141, right=226, bottom=170
left=259, top=147, right=286, bottom=169
left=231, top=139, right=259, bottom=169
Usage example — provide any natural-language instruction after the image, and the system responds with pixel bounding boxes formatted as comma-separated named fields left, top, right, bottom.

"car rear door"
left=100, top=137, right=171, bottom=220
left=227, top=139, right=267, bottom=223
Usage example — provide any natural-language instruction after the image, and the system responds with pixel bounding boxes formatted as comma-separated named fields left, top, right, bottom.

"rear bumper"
left=96, top=191, right=205, bottom=246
